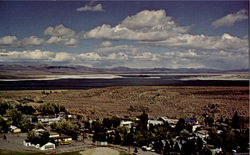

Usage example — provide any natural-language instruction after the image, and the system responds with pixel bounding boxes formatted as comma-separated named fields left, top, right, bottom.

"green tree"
left=103, top=118, right=112, bottom=129
left=175, top=118, right=185, bottom=133
left=181, top=139, right=196, bottom=155
left=51, top=120, right=79, bottom=140
left=139, top=111, right=148, bottom=130
left=154, top=140, right=163, bottom=153
left=231, top=111, right=240, bottom=129
left=16, top=104, right=35, bottom=115
left=35, top=121, right=44, bottom=129
left=7, top=109, right=23, bottom=127
left=197, top=137, right=204, bottom=151
left=0, top=116, right=11, bottom=133
left=111, top=116, right=120, bottom=128
left=19, top=116, right=32, bottom=132
left=0, top=102, right=12, bottom=115
left=6, top=109, right=31, bottom=131
left=173, top=142, right=180, bottom=153
left=39, top=103, right=64, bottom=115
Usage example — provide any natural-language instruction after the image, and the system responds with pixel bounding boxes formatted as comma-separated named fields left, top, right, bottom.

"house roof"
left=41, top=142, right=55, bottom=147
left=185, top=119, right=197, bottom=123
left=10, top=125, right=18, bottom=130
left=197, top=130, right=209, bottom=135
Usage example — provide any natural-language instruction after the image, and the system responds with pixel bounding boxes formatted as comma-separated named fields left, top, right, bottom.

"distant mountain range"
left=0, top=64, right=248, bottom=76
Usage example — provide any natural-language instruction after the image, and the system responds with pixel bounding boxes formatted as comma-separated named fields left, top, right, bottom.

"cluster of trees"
left=38, top=102, right=66, bottom=115
left=50, top=120, right=79, bottom=140
left=0, top=101, right=67, bottom=133
left=0, top=102, right=35, bottom=132
left=206, top=111, right=249, bottom=153
left=91, top=117, right=121, bottom=142
left=16, top=104, right=35, bottom=115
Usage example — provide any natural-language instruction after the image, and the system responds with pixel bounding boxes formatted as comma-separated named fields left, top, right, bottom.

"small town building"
left=49, top=132, right=60, bottom=138
left=148, top=120, right=163, bottom=126
left=120, top=120, right=133, bottom=128
left=159, top=117, right=178, bottom=127
left=185, top=118, right=198, bottom=124
left=39, top=142, right=55, bottom=150
left=53, top=134, right=72, bottom=142
left=196, top=129, right=209, bottom=139
left=23, top=140, right=55, bottom=151
left=38, top=116, right=62, bottom=124
left=9, top=125, right=21, bottom=133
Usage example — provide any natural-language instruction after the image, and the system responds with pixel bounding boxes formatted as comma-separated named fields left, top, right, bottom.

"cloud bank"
left=0, top=9, right=248, bottom=70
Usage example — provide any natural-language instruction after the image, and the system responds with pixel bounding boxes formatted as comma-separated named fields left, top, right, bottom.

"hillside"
left=0, top=86, right=248, bottom=122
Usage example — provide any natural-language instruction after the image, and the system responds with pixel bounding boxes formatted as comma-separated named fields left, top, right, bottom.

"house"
left=34, top=128, right=46, bottom=136
left=159, top=116, right=169, bottom=122
left=39, top=142, right=55, bottom=150
left=192, top=124, right=202, bottom=133
left=38, top=116, right=62, bottom=124
left=120, top=120, right=133, bottom=128
left=148, top=120, right=163, bottom=126
left=211, top=147, right=222, bottom=155
left=96, top=141, right=108, bottom=146
left=9, top=125, right=21, bottom=133
left=23, top=140, right=32, bottom=147
left=23, top=140, right=55, bottom=150
left=196, top=129, right=209, bottom=140
left=185, top=118, right=198, bottom=124
left=49, top=132, right=60, bottom=138
left=159, top=117, right=178, bottom=128
left=53, top=134, right=72, bottom=142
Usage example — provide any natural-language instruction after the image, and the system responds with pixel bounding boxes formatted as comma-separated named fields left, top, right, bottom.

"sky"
left=0, top=1, right=249, bottom=69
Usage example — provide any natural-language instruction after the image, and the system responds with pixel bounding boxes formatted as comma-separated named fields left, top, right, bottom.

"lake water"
left=0, top=75, right=248, bottom=90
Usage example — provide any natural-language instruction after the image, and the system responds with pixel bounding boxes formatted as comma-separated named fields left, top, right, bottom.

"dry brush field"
left=0, top=86, right=248, bottom=122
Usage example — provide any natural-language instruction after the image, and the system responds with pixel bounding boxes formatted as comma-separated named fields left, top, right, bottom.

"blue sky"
left=0, top=1, right=248, bottom=69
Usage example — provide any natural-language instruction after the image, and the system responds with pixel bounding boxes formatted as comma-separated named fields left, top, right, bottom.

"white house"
left=34, top=128, right=46, bottom=136
left=54, top=134, right=72, bottom=142
left=10, top=125, right=21, bottom=133
left=195, top=129, right=209, bottom=140
left=192, top=125, right=201, bottom=133
left=159, top=117, right=178, bottom=127
left=23, top=140, right=31, bottom=147
left=120, top=120, right=133, bottom=128
left=39, top=142, right=55, bottom=150
left=148, top=120, right=163, bottom=126
left=49, top=132, right=60, bottom=138
left=38, top=116, right=62, bottom=124
left=23, top=140, right=55, bottom=151
left=211, top=148, right=222, bottom=155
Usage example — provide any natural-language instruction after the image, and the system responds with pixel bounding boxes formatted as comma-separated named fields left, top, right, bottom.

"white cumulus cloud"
left=0, top=36, right=17, bottom=46
left=45, top=24, right=79, bottom=47
left=212, top=9, right=248, bottom=28
left=77, top=3, right=104, bottom=12
left=0, top=35, right=45, bottom=48
left=84, top=10, right=189, bottom=41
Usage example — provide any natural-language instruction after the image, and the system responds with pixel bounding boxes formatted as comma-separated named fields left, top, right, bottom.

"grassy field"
left=0, top=149, right=128, bottom=155
left=0, top=150, right=83, bottom=155
left=0, top=150, right=44, bottom=155
left=0, top=86, right=248, bottom=122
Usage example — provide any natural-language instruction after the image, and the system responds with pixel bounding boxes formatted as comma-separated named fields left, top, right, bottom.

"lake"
left=0, top=74, right=248, bottom=90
